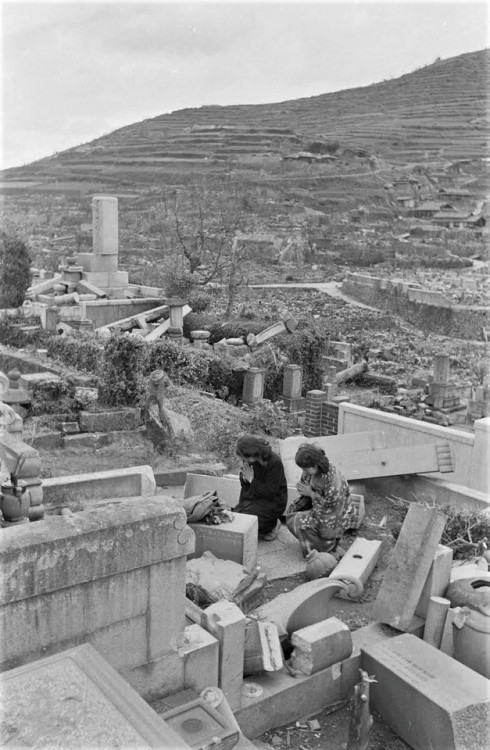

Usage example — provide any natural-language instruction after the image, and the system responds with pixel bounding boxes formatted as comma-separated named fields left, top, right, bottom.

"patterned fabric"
left=298, top=464, right=355, bottom=536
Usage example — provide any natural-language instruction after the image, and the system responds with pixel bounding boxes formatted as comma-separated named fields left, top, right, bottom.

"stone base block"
left=189, top=514, right=258, bottom=570
left=184, top=474, right=242, bottom=508
left=290, top=616, right=352, bottom=675
left=280, top=396, right=305, bottom=414
left=361, top=633, right=490, bottom=750
left=77, top=253, right=119, bottom=273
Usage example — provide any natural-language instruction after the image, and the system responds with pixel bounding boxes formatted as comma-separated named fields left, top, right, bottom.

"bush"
left=281, top=328, right=329, bottom=392
left=0, top=315, right=48, bottom=348
left=98, top=334, right=148, bottom=406
left=29, top=378, right=79, bottom=416
left=147, top=338, right=209, bottom=389
left=164, top=269, right=197, bottom=298
left=188, top=290, right=214, bottom=313
left=0, top=231, right=31, bottom=307
left=46, top=333, right=103, bottom=375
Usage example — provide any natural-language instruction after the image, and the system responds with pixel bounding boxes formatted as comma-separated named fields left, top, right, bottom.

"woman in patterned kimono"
left=285, top=443, right=356, bottom=557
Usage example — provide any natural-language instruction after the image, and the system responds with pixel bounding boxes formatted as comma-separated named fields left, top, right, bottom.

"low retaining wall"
left=342, top=273, right=489, bottom=340
left=338, top=403, right=489, bottom=494
left=0, top=496, right=195, bottom=701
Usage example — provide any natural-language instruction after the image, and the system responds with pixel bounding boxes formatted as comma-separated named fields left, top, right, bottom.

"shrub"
left=147, top=338, right=209, bottom=389
left=249, top=345, right=285, bottom=401
left=0, top=230, right=31, bottom=308
left=281, top=328, right=329, bottom=392
left=0, top=315, right=48, bottom=348
left=46, top=333, right=103, bottom=375
left=183, top=312, right=215, bottom=339
left=29, top=377, right=79, bottom=416
left=188, top=290, right=214, bottom=313
left=164, top=269, right=197, bottom=298
left=98, top=334, right=148, bottom=406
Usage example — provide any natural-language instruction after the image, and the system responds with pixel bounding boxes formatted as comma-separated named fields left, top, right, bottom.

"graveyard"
left=0, top=190, right=489, bottom=750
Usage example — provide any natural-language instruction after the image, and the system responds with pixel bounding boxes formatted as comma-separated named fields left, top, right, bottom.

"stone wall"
left=342, top=273, right=489, bottom=340
left=0, top=496, right=196, bottom=701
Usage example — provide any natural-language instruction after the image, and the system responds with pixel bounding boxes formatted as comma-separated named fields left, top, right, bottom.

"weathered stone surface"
left=0, top=431, right=42, bottom=478
left=178, top=624, right=219, bottom=694
left=0, top=496, right=194, bottom=605
left=79, top=407, right=141, bottom=433
left=190, top=514, right=258, bottom=569
left=203, top=600, right=246, bottom=710
left=415, top=544, right=453, bottom=618
left=2, top=644, right=190, bottom=749
left=290, top=617, right=352, bottom=675
left=373, top=504, right=447, bottom=630
left=361, top=633, right=490, bottom=750
left=41, top=464, right=156, bottom=506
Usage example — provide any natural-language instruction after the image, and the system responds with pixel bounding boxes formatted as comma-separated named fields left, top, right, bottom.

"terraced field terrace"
left=3, top=48, right=487, bottom=190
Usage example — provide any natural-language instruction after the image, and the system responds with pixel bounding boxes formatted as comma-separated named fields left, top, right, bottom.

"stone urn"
left=0, top=480, right=30, bottom=526
left=305, top=549, right=337, bottom=580
left=452, top=602, right=490, bottom=679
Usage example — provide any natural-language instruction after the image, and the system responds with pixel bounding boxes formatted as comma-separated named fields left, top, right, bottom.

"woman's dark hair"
left=294, top=443, right=330, bottom=474
left=236, top=434, right=272, bottom=462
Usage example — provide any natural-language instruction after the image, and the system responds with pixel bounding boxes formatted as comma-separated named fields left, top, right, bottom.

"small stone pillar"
left=44, top=306, right=59, bottom=332
left=304, top=389, right=325, bottom=437
left=166, top=298, right=185, bottom=340
left=190, top=330, right=211, bottom=349
left=433, top=355, right=450, bottom=384
left=282, top=364, right=304, bottom=413
left=242, top=368, right=264, bottom=406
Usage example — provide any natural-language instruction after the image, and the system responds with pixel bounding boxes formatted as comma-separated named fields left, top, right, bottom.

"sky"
left=1, top=0, right=488, bottom=170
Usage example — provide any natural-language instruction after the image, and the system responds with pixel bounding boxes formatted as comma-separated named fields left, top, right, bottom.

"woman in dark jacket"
left=235, top=434, right=288, bottom=541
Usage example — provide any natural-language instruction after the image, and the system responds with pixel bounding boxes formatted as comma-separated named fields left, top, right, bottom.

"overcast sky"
left=1, top=0, right=488, bottom=170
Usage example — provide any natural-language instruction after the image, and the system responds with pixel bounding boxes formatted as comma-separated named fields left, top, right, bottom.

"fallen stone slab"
left=373, top=503, right=447, bottom=630
left=330, top=537, right=382, bottom=600
left=289, top=617, right=352, bottom=675
left=79, top=407, right=141, bottom=433
left=361, top=633, right=490, bottom=750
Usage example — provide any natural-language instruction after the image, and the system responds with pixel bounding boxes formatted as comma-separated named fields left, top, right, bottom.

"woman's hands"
left=296, top=481, right=314, bottom=498
left=241, top=462, right=254, bottom=484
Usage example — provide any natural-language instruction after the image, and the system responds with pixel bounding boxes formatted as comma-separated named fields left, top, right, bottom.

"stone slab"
left=290, top=616, right=352, bottom=675
left=373, top=504, right=447, bottom=630
left=41, top=464, right=156, bottom=506
left=178, top=623, right=219, bottom=694
left=154, top=464, right=227, bottom=487
left=1, top=644, right=191, bottom=748
left=184, top=473, right=242, bottom=507
left=189, top=513, right=258, bottom=570
left=361, top=633, right=490, bottom=750
left=79, top=408, right=141, bottom=433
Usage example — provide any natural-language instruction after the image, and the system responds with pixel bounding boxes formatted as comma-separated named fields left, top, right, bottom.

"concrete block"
left=373, top=504, right=447, bottom=630
left=290, top=616, right=352, bottom=675
left=415, top=544, right=453, bottom=618
left=76, top=277, right=107, bottom=297
left=178, top=623, right=219, bottom=694
left=148, top=559, right=187, bottom=661
left=361, top=633, right=490, bottom=750
left=83, top=271, right=110, bottom=287
left=330, top=537, right=382, bottom=600
left=190, top=514, right=258, bottom=570
left=41, top=465, right=156, bottom=506
left=203, top=601, right=246, bottom=710
left=76, top=253, right=119, bottom=273
left=79, top=408, right=141, bottom=433
left=2, top=644, right=190, bottom=749
left=105, top=271, right=129, bottom=287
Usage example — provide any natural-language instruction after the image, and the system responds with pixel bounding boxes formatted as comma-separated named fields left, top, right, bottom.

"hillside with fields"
left=1, top=48, right=488, bottom=287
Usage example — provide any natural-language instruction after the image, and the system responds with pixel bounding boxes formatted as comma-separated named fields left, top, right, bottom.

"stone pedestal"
left=283, top=364, right=303, bottom=399
left=190, top=330, right=211, bottom=348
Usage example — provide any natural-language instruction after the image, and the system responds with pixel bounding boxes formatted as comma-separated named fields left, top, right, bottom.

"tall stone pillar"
left=281, top=364, right=304, bottom=413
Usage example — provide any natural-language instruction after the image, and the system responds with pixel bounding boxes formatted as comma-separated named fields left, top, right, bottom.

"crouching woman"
left=286, top=443, right=356, bottom=557
left=234, top=435, right=288, bottom=541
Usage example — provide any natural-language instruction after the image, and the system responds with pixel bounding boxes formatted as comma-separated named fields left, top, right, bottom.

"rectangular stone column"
left=433, top=354, right=450, bottom=384
left=281, top=364, right=304, bottom=413
left=203, top=601, right=246, bottom=711
left=92, top=196, right=118, bottom=255
left=242, top=368, right=264, bottom=406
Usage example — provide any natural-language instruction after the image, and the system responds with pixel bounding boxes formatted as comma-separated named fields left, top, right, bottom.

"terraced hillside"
left=2, top=48, right=488, bottom=188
